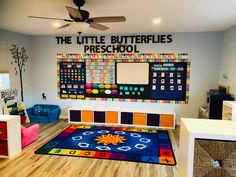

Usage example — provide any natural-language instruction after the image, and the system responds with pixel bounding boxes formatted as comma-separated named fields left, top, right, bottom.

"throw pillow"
left=32, top=105, right=42, bottom=116
left=7, top=102, right=18, bottom=115
left=10, top=106, right=18, bottom=115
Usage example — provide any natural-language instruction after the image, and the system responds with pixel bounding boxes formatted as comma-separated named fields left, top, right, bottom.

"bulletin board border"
left=57, top=53, right=190, bottom=104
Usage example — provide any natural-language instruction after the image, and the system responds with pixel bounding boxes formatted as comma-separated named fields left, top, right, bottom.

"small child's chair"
left=21, top=124, right=40, bottom=148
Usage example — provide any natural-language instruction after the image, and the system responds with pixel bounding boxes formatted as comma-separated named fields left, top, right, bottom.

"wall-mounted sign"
left=55, top=34, right=173, bottom=53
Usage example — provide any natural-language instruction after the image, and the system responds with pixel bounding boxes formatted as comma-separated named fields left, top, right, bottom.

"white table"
left=179, top=118, right=236, bottom=177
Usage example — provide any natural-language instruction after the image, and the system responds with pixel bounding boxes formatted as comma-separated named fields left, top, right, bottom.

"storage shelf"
left=69, top=106, right=175, bottom=129
left=179, top=118, right=236, bottom=177
left=0, top=115, right=21, bottom=159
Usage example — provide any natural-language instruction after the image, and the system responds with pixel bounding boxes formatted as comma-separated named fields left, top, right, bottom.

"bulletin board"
left=57, top=53, right=190, bottom=104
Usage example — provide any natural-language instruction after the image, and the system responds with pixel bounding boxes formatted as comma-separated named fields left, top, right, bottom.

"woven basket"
left=193, top=139, right=236, bottom=177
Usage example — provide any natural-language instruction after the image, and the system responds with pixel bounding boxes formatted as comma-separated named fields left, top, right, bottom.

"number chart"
left=59, top=62, right=85, bottom=99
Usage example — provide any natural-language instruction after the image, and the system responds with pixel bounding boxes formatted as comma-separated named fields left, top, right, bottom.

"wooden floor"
left=0, top=120, right=180, bottom=177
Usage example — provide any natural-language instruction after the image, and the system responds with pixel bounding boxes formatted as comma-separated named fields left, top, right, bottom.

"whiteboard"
left=116, top=63, right=149, bottom=85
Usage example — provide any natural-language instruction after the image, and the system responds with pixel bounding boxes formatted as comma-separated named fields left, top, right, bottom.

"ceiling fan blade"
left=90, top=16, right=126, bottom=23
left=57, top=24, right=70, bottom=29
left=28, top=16, right=72, bottom=22
left=89, top=22, right=109, bottom=31
left=65, top=6, right=82, bottom=20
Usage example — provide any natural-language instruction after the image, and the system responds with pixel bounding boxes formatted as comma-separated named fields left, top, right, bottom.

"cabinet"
left=179, top=118, right=236, bottom=177
left=222, top=101, right=236, bottom=120
left=0, top=115, right=21, bottom=158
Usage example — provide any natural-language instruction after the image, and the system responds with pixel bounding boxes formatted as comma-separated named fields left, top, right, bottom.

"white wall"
left=30, top=32, right=222, bottom=122
left=219, top=25, right=236, bottom=97
left=0, top=29, right=33, bottom=108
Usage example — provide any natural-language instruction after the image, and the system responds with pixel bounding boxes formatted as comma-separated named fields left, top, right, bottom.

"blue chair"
left=27, top=104, right=61, bottom=123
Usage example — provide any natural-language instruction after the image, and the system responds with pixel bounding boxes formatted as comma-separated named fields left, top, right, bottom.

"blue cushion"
left=32, top=105, right=42, bottom=116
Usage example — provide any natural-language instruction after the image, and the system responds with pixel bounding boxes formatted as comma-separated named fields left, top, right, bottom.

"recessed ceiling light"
left=53, top=22, right=61, bottom=28
left=153, top=18, right=162, bottom=25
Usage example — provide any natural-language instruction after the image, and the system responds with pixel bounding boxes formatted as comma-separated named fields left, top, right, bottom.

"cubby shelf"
left=0, top=115, right=21, bottom=159
left=69, top=106, right=175, bottom=129
left=179, top=118, right=236, bottom=177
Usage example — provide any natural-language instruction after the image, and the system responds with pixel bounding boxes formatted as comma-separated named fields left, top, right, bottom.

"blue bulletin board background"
left=57, top=53, right=190, bottom=104
left=149, top=62, right=187, bottom=101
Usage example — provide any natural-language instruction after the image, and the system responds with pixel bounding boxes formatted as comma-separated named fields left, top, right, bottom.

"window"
left=0, top=73, right=10, bottom=90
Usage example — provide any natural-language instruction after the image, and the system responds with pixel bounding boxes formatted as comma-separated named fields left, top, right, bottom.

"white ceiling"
left=0, top=0, right=236, bottom=35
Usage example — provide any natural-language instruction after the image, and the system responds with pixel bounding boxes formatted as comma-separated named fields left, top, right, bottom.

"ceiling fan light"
left=153, top=18, right=162, bottom=25
left=69, top=22, right=89, bottom=32
left=52, top=22, right=61, bottom=28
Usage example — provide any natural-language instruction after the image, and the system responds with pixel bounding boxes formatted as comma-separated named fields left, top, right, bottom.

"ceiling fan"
left=28, top=0, right=126, bottom=34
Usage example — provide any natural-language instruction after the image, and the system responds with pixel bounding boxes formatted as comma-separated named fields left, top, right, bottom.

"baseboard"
left=60, top=115, right=68, bottom=120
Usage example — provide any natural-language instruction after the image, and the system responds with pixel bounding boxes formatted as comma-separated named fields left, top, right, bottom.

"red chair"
left=21, top=124, right=40, bottom=148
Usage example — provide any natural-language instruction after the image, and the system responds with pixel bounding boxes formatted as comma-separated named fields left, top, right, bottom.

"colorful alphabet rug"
left=35, top=125, right=176, bottom=165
